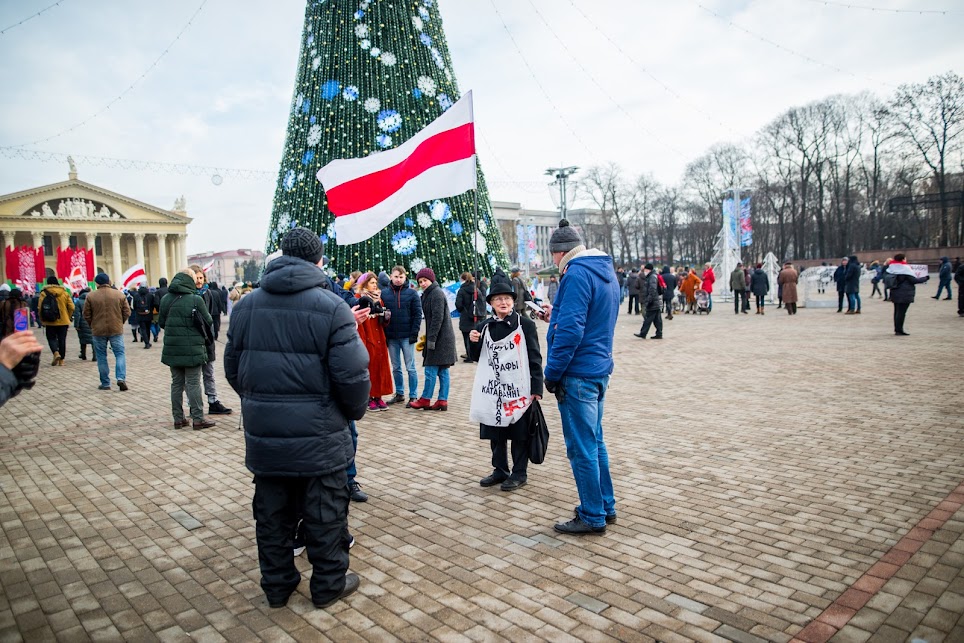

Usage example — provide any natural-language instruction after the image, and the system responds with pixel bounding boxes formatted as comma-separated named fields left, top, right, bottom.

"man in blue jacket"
left=381, top=265, right=422, bottom=406
left=933, top=256, right=953, bottom=300
left=225, top=227, right=371, bottom=610
left=542, top=220, right=620, bottom=535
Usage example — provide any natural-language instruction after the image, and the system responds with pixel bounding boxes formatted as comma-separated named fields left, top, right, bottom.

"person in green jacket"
left=158, top=269, right=215, bottom=430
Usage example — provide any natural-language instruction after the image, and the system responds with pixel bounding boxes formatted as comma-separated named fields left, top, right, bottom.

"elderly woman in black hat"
left=467, top=281, right=544, bottom=491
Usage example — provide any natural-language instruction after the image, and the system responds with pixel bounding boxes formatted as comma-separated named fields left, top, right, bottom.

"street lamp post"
left=546, top=166, right=579, bottom=220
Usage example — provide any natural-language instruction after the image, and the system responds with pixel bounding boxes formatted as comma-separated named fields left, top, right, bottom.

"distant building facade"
left=492, top=201, right=602, bottom=273
left=0, top=164, right=190, bottom=290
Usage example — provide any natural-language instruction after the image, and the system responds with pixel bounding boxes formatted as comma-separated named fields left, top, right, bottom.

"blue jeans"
left=92, top=335, right=126, bottom=387
left=346, top=421, right=358, bottom=483
left=620, top=284, right=627, bottom=304
left=421, top=365, right=450, bottom=401
left=847, top=292, right=861, bottom=311
left=936, top=280, right=952, bottom=299
left=387, top=338, right=418, bottom=397
left=556, top=375, right=615, bottom=528
left=707, top=293, right=713, bottom=312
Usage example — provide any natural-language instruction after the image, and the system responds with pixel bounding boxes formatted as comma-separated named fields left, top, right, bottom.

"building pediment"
left=0, top=178, right=191, bottom=224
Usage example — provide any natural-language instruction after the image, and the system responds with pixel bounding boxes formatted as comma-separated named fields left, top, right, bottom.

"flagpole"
left=471, top=92, right=479, bottom=324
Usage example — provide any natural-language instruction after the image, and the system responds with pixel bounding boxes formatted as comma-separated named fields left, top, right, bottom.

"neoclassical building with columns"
left=0, top=165, right=191, bottom=287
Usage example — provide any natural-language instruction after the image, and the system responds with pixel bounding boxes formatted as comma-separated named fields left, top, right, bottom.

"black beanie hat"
left=281, top=227, right=325, bottom=264
left=549, top=219, right=583, bottom=253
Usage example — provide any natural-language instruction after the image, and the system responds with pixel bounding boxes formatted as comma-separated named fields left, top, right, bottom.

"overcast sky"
left=0, top=0, right=961, bottom=254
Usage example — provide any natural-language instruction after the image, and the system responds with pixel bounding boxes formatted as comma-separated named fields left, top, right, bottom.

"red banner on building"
left=56, top=247, right=94, bottom=284
left=4, top=246, right=46, bottom=293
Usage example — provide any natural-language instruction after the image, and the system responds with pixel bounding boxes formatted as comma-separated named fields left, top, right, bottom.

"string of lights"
left=565, top=0, right=739, bottom=137
left=691, top=1, right=889, bottom=87
left=797, top=0, right=959, bottom=14
left=10, top=0, right=210, bottom=147
left=485, top=0, right=598, bottom=162
left=0, top=0, right=67, bottom=35
left=522, top=0, right=685, bottom=157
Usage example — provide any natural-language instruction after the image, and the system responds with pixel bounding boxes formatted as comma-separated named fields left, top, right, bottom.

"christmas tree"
left=266, top=0, right=508, bottom=281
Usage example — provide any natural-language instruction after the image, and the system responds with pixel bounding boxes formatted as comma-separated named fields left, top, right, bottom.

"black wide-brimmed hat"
left=486, top=281, right=515, bottom=304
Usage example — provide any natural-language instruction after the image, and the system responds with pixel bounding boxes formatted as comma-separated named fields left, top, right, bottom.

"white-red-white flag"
left=121, top=263, right=147, bottom=290
left=317, top=91, right=477, bottom=245
left=201, top=259, right=215, bottom=273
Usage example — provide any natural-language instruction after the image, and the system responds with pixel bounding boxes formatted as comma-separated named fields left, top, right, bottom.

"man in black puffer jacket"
left=224, top=227, right=370, bottom=610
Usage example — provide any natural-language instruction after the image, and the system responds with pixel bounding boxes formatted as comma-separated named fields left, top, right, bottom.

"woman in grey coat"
left=410, top=267, right=457, bottom=411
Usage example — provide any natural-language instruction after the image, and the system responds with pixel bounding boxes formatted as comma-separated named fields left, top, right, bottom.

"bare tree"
left=887, top=71, right=964, bottom=246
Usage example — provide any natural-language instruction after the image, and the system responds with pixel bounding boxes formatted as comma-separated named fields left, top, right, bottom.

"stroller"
left=694, top=289, right=711, bottom=314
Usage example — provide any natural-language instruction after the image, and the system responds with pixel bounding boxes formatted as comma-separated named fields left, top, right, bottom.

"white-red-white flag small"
left=121, top=264, right=147, bottom=290
left=201, top=259, right=215, bottom=273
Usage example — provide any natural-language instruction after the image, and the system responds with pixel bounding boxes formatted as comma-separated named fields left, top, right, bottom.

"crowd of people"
left=1, top=228, right=960, bottom=612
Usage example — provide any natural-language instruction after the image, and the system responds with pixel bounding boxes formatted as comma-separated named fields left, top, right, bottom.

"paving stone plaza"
left=1, top=295, right=962, bottom=642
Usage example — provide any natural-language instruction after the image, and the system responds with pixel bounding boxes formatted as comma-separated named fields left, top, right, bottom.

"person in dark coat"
left=634, top=263, right=662, bottom=339
left=546, top=275, right=559, bottom=304
left=933, top=256, right=953, bottom=300
left=833, top=257, right=848, bottom=312
left=133, top=285, right=155, bottom=348
left=468, top=281, right=544, bottom=492
left=750, top=263, right=770, bottom=314
left=188, top=265, right=231, bottom=416
left=72, top=289, right=93, bottom=359
left=158, top=270, right=214, bottom=429
left=224, top=227, right=370, bottom=610
left=381, top=265, right=422, bottom=406
left=490, top=267, right=511, bottom=289
left=883, top=253, right=929, bottom=335
left=410, top=267, right=457, bottom=411
left=730, top=264, right=748, bottom=315
left=661, top=265, right=677, bottom=320
left=152, top=278, right=169, bottom=343
left=844, top=254, right=861, bottom=314
left=509, top=267, right=532, bottom=314
left=455, top=272, right=485, bottom=363
left=626, top=269, right=640, bottom=315
left=956, top=260, right=964, bottom=317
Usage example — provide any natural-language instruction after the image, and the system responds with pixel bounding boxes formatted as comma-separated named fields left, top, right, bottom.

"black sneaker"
left=348, top=481, right=368, bottom=502
left=117, top=380, right=128, bottom=392
left=554, top=516, right=606, bottom=535
left=386, top=393, right=406, bottom=405
left=208, top=400, right=233, bottom=415
left=405, top=397, right=417, bottom=408
left=500, top=478, right=526, bottom=491
left=313, top=573, right=360, bottom=608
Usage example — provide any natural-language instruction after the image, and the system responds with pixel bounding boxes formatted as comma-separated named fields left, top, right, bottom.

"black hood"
left=260, top=255, right=332, bottom=294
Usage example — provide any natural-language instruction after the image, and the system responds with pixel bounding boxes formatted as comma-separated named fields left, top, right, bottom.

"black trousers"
left=959, top=285, right=964, bottom=315
left=640, top=308, right=662, bottom=337
left=662, top=296, right=674, bottom=318
left=756, top=294, right=766, bottom=308
left=837, top=292, right=845, bottom=311
left=138, top=320, right=152, bottom=346
left=491, top=436, right=530, bottom=480
left=733, top=290, right=746, bottom=313
left=461, top=330, right=473, bottom=360
left=627, top=295, right=639, bottom=314
left=253, top=471, right=351, bottom=605
left=45, top=325, right=68, bottom=357
left=893, top=302, right=910, bottom=333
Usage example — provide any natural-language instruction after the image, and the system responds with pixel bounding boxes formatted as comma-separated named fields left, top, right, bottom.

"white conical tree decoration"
left=710, top=212, right=741, bottom=302
left=763, top=252, right=781, bottom=303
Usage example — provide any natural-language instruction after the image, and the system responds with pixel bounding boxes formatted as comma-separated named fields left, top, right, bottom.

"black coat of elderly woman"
left=468, top=281, right=544, bottom=492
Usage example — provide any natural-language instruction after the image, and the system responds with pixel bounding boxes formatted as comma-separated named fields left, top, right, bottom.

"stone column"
left=85, top=231, right=98, bottom=252
left=111, top=233, right=123, bottom=279
left=58, top=231, right=70, bottom=251
left=156, top=233, right=168, bottom=282
left=33, top=232, right=46, bottom=283
left=134, top=233, right=146, bottom=274
left=177, top=234, right=187, bottom=271
left=2, top=231, right=14, bottom=249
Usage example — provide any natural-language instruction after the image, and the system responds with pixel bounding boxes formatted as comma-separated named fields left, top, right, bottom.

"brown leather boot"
left=193, top=419, right=216, bottom=430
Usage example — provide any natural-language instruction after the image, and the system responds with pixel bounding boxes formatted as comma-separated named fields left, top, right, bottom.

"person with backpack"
left=455, top=272, right=485, bottom=363
left=634, top=263, right=663, bottom=339
left=83, top=274, right=131, bottom=391
left=38, top=276, right=74, bottom=366
left=151, top=278, right=169, bottom=343
left=132, top=285, right=155, bottom=349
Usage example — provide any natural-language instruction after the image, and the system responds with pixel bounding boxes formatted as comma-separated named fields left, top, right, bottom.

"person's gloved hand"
left=544, top=380, right=558, bottom=394
left=409, top=336, right=418, bottom=345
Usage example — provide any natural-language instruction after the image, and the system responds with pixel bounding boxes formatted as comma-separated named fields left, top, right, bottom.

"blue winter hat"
left=95, top=273, right=111, bottom=285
